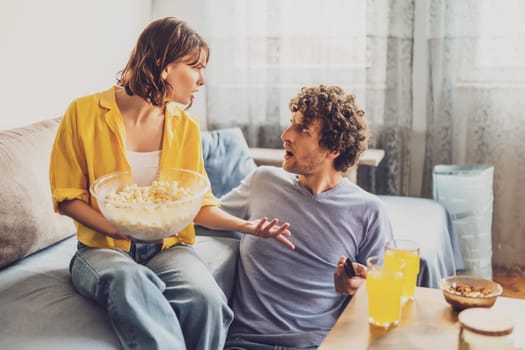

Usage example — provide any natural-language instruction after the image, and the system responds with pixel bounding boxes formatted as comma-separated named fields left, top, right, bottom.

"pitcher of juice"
left=384, top=239, right=420, bottom=302
left=366, top=255, right=405, bottom=328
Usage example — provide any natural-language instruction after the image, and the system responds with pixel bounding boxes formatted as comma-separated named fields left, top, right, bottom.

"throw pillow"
left=201, top=128, right=257, bottom=198
left=0, top=118, right=76, bottom=268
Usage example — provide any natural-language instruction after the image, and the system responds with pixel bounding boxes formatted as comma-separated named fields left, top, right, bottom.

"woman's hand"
left=334, top=256, right=367, bottom=295
left=58, top=199, right=132, bottom=241
left=194, top=206, right=295, bottom=250
left=247, top=217, right=295, bottom=250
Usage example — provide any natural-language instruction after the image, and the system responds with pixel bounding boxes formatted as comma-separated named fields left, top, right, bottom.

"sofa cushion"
left=0, top=235, right=239, bottom=349
left=0, top=118, right=75, bottom=268
left=201, top=128, right=257, bottom=197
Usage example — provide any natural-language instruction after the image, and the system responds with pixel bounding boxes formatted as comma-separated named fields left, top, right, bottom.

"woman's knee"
left=193, top=282, right=233, bottom=326
left=196, top=282, right=229, bottom=308
left=103, top=263, right=165, bottom=293
left=71, top=250, right=164, bottom=303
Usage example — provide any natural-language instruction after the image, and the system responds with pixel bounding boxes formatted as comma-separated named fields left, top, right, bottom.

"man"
left=222, top=85, right=393, bottom=350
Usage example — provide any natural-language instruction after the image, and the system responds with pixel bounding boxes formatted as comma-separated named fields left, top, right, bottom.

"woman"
left=50, top=17, right=293, bottom=350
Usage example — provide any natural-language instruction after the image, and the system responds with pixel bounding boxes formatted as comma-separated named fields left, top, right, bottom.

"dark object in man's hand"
left=344, top=258, right=356, bottom=278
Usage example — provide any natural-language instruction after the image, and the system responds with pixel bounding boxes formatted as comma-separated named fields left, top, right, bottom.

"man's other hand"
left=334, top=256, right=367, bottom=295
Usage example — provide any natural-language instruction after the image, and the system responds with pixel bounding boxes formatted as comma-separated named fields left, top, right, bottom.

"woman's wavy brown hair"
left=117, top=17, right=209, bottom=109
left=289, top=85, right=368, bottom=172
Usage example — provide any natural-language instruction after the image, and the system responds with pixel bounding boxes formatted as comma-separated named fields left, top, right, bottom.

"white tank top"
left=126, top=150, right=161, bottom=186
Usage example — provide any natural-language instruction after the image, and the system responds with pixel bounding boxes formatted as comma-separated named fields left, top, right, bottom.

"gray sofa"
left=0, top=118, right=463, bottom=349
left=0, top=118, right=244, bottom=349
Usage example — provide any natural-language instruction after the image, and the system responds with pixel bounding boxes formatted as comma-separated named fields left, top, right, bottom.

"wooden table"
left=319, top=285, right=525, bottom=349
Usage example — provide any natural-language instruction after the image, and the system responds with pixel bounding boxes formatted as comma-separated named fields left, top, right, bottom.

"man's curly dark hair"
left=289, top=85, right=368, bottom=173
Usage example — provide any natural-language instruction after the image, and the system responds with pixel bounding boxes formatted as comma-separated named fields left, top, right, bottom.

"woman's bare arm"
left=58, top=199, right=130, bottom=240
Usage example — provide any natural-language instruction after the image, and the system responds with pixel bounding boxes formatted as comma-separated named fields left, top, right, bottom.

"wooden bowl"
left=439, top=275, right=503, bottom=311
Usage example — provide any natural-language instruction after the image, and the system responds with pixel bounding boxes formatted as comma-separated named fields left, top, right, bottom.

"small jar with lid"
left=458, top=307, right=515, bottom=350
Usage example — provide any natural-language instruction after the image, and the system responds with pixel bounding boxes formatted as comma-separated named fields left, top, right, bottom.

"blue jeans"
left=224, top=338, right=318, bottom=350
left=70, top=241, right=233, bottom=350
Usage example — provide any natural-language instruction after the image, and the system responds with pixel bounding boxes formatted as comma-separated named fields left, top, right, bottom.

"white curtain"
left=203, top=0, right=368, bottom=145
left=202, top=0, right=414, bottom=195
left=198, top=0, right=525, bottom=274
left=423, top=0, right=525, bottom=274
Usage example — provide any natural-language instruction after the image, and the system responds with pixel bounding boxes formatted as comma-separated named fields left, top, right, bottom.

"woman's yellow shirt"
left=49, top=86, right=218, bottom=251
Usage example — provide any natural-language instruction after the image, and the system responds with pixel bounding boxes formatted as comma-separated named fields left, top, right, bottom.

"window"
left=205, top=0, right=368, bottom=127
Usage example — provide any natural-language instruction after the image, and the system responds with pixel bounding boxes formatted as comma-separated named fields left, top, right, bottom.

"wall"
left=150, top=0, right=209, bottom=127
left=0, top=0, right=152, bottom=131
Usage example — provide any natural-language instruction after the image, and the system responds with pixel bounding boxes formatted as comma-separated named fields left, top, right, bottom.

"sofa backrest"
left=0, top=120, right=254, bottom=268
left=0, top=118, right=76, bottom=268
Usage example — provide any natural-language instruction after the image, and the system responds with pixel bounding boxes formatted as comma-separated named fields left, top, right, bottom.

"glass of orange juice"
left=384, top=239, right=420, bottom=302
left=366, top=255, right=405, bottom=328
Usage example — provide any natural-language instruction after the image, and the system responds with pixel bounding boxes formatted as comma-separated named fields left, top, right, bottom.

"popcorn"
left=106, top=181, right=192, bottom=204
left=101, top=180, right=200, bottom=240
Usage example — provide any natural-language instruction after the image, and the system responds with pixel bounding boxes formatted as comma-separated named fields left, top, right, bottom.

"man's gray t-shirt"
left=221, top=166, right=393, bottom=347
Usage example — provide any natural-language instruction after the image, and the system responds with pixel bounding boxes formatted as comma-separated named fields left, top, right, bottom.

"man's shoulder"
left=247, top=166, right=296, bottom=191
left=351, top=185, right=382, bottom=203
left=253, top=165, right=293, bottom=180
left=340, top=182, right=388, bottom=214
left=252, top=165, right=295, bottom=184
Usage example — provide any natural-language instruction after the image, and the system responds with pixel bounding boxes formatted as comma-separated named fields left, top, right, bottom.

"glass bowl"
left=439, top=275, right=503, bottom=311
left=90, top=167, right=210, bottom=241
